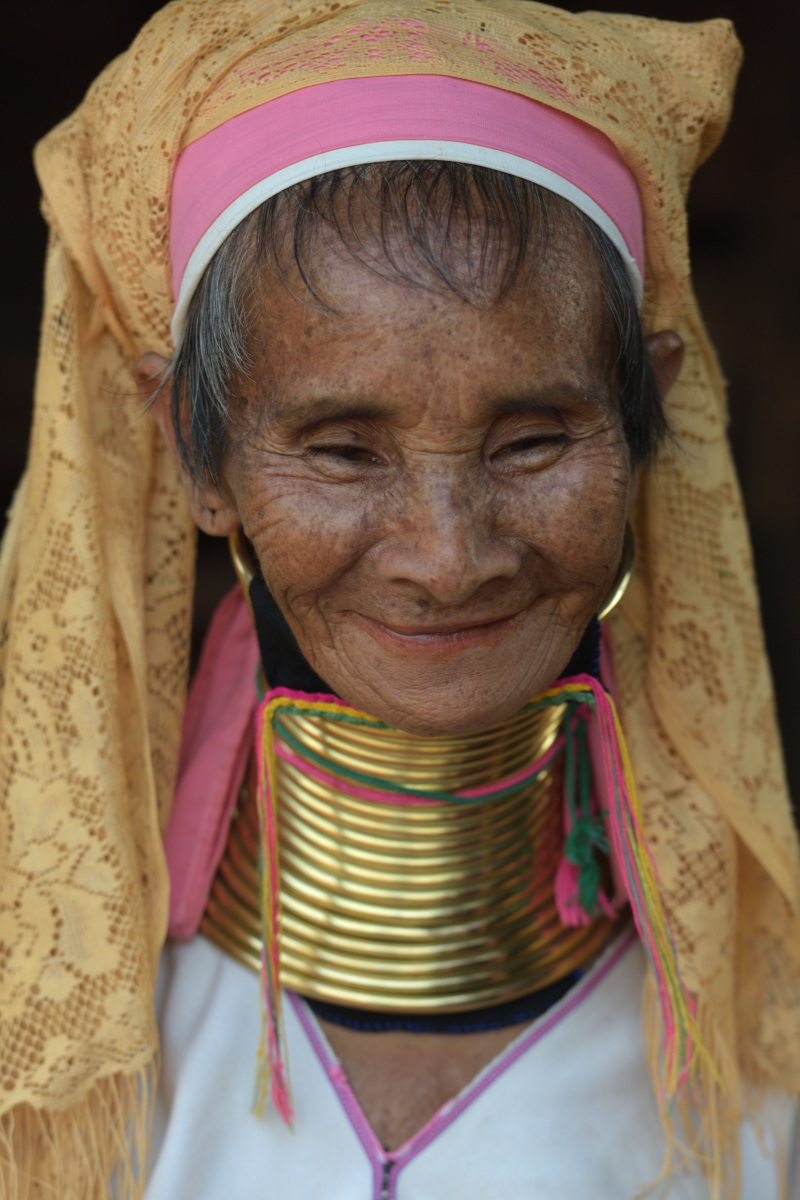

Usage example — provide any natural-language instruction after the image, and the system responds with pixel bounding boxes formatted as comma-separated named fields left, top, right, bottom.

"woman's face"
left=205, top=222, right=638, bottom=736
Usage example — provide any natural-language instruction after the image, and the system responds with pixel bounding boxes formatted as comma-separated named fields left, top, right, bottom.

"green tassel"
left=563, top=713, right=609, bottom=917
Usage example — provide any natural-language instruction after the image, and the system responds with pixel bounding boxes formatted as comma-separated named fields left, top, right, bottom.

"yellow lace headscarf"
left=1, top=2, right=797, bottom=1196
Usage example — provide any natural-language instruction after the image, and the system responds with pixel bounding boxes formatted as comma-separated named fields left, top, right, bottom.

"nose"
left=371, top=462, right=521, bottom=604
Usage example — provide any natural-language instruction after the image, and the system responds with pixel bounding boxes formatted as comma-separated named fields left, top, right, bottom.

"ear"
left=133, top=352, right=242, bottom=536
left=628, top=331, right=684, bottom=515
left=645, top=329, right=685, bottom=402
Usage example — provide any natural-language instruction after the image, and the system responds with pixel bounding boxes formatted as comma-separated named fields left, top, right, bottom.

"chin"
left=340, top=676, right=542, bottom=739
left=312, top=619, right=577, bottom=736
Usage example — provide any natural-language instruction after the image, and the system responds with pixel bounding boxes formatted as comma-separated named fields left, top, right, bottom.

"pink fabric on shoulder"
left=164, top=585, right=260, bottom=939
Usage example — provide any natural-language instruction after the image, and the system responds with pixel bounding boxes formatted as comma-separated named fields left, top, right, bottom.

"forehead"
left=263, top=174, right=603, bottom=305
left=252, top=215, right=610, bottom=403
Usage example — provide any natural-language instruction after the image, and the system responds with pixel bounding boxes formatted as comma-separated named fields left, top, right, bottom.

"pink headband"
left=170, top=74, right=644, bottom=340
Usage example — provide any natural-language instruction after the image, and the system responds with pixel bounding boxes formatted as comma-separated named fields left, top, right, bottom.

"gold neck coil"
left=202, top=699, right=616, bottom=1011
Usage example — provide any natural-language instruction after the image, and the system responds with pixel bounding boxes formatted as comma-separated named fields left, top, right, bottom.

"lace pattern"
left=0, top=3, right=797, bottom=1196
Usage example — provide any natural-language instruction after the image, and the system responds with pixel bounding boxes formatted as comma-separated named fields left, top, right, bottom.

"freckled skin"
left=219, top=234, right=634, bottom=736
left=138, top=217, right=684, bottom=1151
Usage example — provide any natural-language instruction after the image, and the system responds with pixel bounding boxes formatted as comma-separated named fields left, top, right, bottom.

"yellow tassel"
left=641, top=973, right=744, bottom=1199
left=0, top=1062, right=156, bottom=1200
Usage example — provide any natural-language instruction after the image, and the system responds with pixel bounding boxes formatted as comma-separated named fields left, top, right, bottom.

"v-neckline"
left=289, top=924, right=636, bottom=1200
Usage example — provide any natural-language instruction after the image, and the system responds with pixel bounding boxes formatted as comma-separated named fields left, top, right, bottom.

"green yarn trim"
left=272, top=711, right=560, bottom=805
left=563, top=712, right=609, bottom=916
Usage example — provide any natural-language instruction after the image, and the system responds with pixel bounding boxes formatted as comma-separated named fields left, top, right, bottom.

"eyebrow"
left=271, top=382, right=608, bottom=427
left=487, top=384, right=610, bottom=418
left=270, top=396, right=400, bottom=427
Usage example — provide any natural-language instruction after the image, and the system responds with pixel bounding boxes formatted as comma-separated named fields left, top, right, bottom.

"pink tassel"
left=555, top=857, right=592, bottom=927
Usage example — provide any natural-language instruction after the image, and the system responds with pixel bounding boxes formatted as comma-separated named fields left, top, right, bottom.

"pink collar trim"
left=290, top=925, right=637, bottom=1195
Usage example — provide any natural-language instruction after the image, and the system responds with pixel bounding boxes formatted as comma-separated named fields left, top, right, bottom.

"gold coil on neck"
left=202, top=700, right=616, bottom=1011
left=202, top=529, right=625, bottom=1010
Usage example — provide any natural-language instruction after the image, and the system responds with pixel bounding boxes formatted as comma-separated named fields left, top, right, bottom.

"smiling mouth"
left=352, top=610, right=522, bottom=653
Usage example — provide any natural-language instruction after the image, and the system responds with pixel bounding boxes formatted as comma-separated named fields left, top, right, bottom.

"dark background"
left=3, top=2, right=798, bottom=807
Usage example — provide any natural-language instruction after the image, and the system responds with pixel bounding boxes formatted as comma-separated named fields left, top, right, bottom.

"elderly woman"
left=1, top=1, right=798, bottom=1198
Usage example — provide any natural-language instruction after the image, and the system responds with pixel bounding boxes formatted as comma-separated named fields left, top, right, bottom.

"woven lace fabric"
left=0, top=2, right=798, bottom=1196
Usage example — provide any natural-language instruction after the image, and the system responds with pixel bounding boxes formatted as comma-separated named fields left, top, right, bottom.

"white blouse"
left=149, top=928, right=796, bottom=1199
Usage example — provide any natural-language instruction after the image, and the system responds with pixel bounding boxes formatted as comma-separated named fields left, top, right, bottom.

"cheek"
left=504, top=442, right=630, bottom=578
left=235, top=473, right=377, bottom=608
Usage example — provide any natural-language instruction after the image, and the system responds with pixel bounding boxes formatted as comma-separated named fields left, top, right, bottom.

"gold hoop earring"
left=229, top=530, right=259, bottom=620
left=597, top=523, right=635, bottom=621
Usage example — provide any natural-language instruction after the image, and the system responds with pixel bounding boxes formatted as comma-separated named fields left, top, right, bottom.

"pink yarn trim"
left=253, top=680, right=294, bottom=1123
left=273, top=729, right=565, bottom=806
left=170, top=73, right=643, bottom=306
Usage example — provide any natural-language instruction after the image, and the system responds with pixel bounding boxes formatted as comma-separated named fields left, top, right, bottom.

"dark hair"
left=168, top=161, right=666, bottom=483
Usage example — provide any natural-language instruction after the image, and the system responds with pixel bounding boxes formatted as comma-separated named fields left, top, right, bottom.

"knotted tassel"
left=555, top=709, right=615, bottom=926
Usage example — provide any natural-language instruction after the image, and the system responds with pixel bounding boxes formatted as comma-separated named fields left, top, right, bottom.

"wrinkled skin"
left=139, top=218, right=684, bottom=1150
left=142, top=226, right=682, bottom=738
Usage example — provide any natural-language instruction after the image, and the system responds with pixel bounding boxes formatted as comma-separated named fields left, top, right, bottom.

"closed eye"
left=493, top=434, right=571, bottom=458
left=308, top=444, right=382, bottom=464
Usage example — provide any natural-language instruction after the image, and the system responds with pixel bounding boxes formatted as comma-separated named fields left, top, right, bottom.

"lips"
left=351, top=610, right=522, bottom=654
